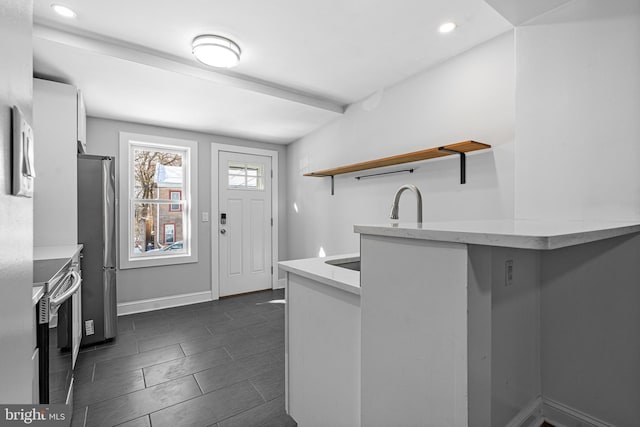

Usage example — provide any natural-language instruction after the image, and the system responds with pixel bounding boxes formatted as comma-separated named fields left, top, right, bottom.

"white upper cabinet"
left=33, top=78, right=86, bottom=247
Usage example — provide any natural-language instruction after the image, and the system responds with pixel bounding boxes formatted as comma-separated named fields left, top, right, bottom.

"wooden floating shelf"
left=304, top=140, right=491, bottom=195
left=304, top=141, right=490, bottom=177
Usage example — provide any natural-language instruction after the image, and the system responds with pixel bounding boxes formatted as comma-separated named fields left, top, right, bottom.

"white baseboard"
left=506, top=396, right=613, bottom=427
left=274, top=278, right=286, bottom=289
left=506, top=396, right=543, bottom=427
left=542, top=398, right=612, bottom=427
left=117, top=290, right=212, bottom=316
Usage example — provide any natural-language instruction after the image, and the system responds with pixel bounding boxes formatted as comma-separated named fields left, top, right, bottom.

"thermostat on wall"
left=12, top=106, right=35, bottom=197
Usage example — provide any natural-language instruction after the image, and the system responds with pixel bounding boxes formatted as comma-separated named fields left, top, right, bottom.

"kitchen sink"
left=325, top=257, right=361, bottom=271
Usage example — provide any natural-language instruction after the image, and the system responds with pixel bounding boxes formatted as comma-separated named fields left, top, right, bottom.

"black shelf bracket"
left=438, top=147, right=466, bottom=184
left=309, top=173, right=335, bottom=195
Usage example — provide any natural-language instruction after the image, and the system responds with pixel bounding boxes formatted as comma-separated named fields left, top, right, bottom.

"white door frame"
left=211, top=143, right=279, bottom=300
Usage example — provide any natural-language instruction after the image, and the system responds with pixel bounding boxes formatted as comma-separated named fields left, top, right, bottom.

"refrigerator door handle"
left=102, top=158, right=117, bottom=268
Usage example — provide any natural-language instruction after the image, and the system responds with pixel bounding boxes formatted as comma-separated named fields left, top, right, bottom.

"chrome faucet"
left=390, top=184, right=423, bottom=223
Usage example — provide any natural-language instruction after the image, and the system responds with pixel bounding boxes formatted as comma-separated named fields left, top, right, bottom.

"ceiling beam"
left=33, top=22, right=346, bottom=114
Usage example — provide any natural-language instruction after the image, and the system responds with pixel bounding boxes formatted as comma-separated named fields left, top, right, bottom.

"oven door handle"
left=50, top=271, right=82, bottom=307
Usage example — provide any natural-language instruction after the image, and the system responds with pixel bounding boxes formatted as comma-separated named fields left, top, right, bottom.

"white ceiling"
left=484, top=0, right=573, bottom=25
left=33, top=0, right=513, bottom=144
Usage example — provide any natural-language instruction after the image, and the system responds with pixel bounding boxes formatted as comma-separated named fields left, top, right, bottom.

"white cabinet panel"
left=286, top=274, right=361, bottom=427
left=360, top=236, right=469, bottom=427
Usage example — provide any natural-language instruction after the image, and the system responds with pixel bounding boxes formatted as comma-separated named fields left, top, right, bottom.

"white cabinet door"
left=72, top=285, right=81, bottom=368
left=72, top=252, right=82, bottom=368
left=287, top=274, right=361, bottom=427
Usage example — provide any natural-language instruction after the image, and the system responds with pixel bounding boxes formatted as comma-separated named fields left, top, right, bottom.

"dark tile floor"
left=71, top=289, right=296, bottom=427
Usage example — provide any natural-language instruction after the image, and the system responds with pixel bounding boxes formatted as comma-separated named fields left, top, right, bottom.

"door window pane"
left=228, top=162, right=264, bottom=190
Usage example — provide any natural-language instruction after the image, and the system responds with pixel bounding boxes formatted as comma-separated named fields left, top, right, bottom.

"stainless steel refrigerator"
left=77, top=154, right=117, bottom=345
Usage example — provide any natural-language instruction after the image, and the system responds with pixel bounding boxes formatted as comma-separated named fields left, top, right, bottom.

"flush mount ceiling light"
left=192, top=35, right=241, bottom=68
left=51, top=3, right=77, bottom=18
left=438, top=22, right=457, bottom=34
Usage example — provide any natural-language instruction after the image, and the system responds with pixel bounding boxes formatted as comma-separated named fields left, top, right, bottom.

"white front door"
left=218, top=151, right=272, bottom=297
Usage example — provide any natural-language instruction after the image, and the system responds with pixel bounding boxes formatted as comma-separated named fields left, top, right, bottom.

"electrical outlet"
left=85, top=319, right=95, bottom=336
left=505, top=260, right=514, bottom=286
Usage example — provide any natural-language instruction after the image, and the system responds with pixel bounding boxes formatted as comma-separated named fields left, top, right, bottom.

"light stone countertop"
left=279, top=253, right=360, bottom=295
left=279, top=219, right=640, bottom=295
left=355, top=219, right=640, bottom=250
left=34, top=244, right=83, bottom=261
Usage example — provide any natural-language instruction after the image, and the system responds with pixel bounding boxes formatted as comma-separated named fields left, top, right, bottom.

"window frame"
left=163, top=223, right=176, bottom=244
left=169, top=190, right=182, bottom=212
left=119, top=132, right=198, bottom=269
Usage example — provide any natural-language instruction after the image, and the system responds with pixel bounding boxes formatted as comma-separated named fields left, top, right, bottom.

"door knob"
left=220, top=228, right=226, bottom=235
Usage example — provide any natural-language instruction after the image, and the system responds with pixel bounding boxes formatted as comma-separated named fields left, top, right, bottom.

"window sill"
left=120, top=252, right=198, bottom=269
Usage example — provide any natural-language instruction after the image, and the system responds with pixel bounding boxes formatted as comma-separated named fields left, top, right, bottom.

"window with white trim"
left=119, top=133, right=198, bottom=269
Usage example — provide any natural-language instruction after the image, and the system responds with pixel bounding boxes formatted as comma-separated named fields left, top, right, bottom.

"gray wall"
left=467, top=246, right=541, bottom=427
left=0, top=0, right=34, bottom=402
left=87, top=117, right=287, bottom=304
left=489, top=247, right=541, bottom=426
left=541, top=234, right=640, bottom=425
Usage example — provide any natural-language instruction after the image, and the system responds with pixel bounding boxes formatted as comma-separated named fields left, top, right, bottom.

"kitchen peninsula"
left=280, top=219, right=640, bottom=427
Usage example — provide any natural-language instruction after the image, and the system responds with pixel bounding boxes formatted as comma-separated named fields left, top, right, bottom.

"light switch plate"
left=12, top=106, right=35, bottom=197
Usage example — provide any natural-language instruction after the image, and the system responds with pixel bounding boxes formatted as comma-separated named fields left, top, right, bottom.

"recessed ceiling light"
left=439, top=22, right=457, bottom=34
left=51, top=4, right=77, bottom=18
left=192, top=35, right=241, bottom=68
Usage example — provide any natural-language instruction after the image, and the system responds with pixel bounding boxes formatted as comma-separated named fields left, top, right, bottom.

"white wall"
left=87, top=117, right=287, bottom=304
left=286, top=0, right=640, bottom=256
left=286, top=32, right=515, bottom=259
left=0, top=0, right=34, bottom=403
left=515, top=0, right=640, bottom=221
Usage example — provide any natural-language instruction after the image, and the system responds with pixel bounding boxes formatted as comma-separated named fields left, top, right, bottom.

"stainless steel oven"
left=34, top=258, right=82, bottom=406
